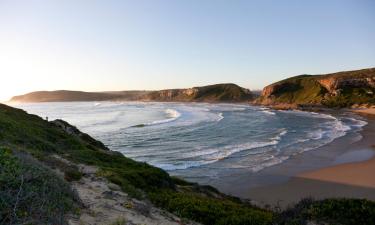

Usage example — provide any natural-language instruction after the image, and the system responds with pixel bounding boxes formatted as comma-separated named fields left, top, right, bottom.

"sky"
left=0, top=0, right=374, bottom=101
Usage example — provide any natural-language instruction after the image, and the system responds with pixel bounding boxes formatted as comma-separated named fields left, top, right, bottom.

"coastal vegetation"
left=0, top=148, right=77, bottom=225
left=1, top=103, right=374, bottom=224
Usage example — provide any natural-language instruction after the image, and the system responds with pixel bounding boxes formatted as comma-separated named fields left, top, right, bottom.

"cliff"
left=257, top=68, right=375, bottom=108
left=9, top=83, right=253, bottom=103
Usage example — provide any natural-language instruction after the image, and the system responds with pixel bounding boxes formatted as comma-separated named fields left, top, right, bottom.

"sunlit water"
left=15, top=102, right=367, bottom=180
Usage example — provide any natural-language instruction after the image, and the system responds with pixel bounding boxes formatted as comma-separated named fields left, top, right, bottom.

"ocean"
left=15, top=102, right=367, bottom=181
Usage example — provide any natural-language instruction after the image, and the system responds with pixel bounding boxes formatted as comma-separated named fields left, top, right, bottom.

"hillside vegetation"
left=0, top=103, right=374, bottom=225
left=10, top=83, right=253, bottom=103
left=258, top=68, right=375, bottom=107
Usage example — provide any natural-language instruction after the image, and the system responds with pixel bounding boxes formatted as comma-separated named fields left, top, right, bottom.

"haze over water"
left=16, top=102, right=367, bottom=181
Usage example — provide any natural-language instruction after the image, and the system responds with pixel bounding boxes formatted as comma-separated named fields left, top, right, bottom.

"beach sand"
left=206, top=111, right=375, bottom=208
left=298, top=157, right=375, bottom=188
left=351, top=108, right=375, bottom=117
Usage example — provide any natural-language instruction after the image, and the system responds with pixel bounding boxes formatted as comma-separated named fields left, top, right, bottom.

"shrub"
left=149, top=190, right=274, bottom=225
left=0, top=148, right=76, bottom=225
left=278, top=198, right=375, bottom=225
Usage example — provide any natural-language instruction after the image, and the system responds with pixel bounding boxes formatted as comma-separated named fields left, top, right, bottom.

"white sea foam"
left=155, top=140, right=280, bottom=171
left=251, top=156, right=290, bottom=172
left=261, top=110, right=276, bottom=115
left=153, top=161, right=207, bottom=171
left=144, top=109, right=181, bottom=126
left=217, top=113, right=224, bottom=121
left=272, top=128, right=288, bottom=141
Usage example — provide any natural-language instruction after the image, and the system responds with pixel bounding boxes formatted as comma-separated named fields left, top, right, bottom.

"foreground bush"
left=0, top=148, right=76, bottom=225
left=278, top=198, right=375, bottom=225
left=149, top=190, right=274, bottom=225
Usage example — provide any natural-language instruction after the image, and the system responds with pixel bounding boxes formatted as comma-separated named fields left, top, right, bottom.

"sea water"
left=16, top=102, right=367, bottom=180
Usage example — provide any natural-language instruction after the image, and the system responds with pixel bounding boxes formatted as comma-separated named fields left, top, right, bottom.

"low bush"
left=0, top=148, right=77, bottom=225
left=278, top=198, right=375, bottom=225
left=149, top=190, right=274, bottom=225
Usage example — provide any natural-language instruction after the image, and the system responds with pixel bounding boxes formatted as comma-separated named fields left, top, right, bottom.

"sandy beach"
left=299, top=153, right=375, bottom=188
left=351, top=108, right=375, bottom=117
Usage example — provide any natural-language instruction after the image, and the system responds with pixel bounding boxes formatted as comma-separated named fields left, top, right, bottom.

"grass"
left=1, top=103, right=375, bottom=225
left=269, top=76, right=327, bottom=104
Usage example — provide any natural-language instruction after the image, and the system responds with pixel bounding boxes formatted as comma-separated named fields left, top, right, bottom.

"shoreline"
left=204, top=110, right=375, bottom=208
left=245, top=112, right=375, bottom=208
left=295, top=108, right=375, bottom=189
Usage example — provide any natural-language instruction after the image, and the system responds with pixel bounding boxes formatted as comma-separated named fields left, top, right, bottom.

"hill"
left=9, top=90, right=149, bottom=103
left=257, top=68, right=375, bottom=108
left=9, top=83, right=253, bottom=103
left=144, top=83, right=253, bottom=102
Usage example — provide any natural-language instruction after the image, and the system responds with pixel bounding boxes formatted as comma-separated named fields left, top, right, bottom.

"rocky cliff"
left=257, top=68, right=375, bottom=107
left=10, top=84, right=253, bottom=103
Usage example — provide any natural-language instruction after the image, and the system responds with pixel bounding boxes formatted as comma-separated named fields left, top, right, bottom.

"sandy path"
left=68, top=165, right=199, bottom=225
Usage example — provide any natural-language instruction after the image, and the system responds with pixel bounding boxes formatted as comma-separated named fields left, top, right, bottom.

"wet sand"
left=299, top=157, right=375, bottom=188
left=208, top=112, right=375, bottom=208
left=351, top=108, right=375, bottom=117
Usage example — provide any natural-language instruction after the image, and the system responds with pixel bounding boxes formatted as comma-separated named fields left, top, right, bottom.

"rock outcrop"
left=317, top=69, right=375, bottom=93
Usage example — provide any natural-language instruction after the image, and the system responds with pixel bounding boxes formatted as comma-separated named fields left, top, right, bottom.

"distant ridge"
left=10, top=90, right=149, bottom=103
left=256, top=67, right=375, bottom=108
left=10, top=83, right=253, bottom=103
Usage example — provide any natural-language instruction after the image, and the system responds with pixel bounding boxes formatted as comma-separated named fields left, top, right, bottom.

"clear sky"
left=0, top=0, right=374, bottom=101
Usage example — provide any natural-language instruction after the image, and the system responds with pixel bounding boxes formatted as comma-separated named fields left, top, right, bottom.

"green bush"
left=149, top=190, right=274, bottom=225
left=278, top=198, right=375, bottom=225
left=64, top=166, right=83, bottom=182
left=0, top=148, right=76, bottom=225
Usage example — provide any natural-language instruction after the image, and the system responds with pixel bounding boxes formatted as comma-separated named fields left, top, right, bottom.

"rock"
left=108, top=183, right=122, bottom=191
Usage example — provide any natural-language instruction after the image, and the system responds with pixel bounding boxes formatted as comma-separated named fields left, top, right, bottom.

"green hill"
left=257, top=68, right=375, bottom=107
left=145, top=83, right=253, bottom=102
